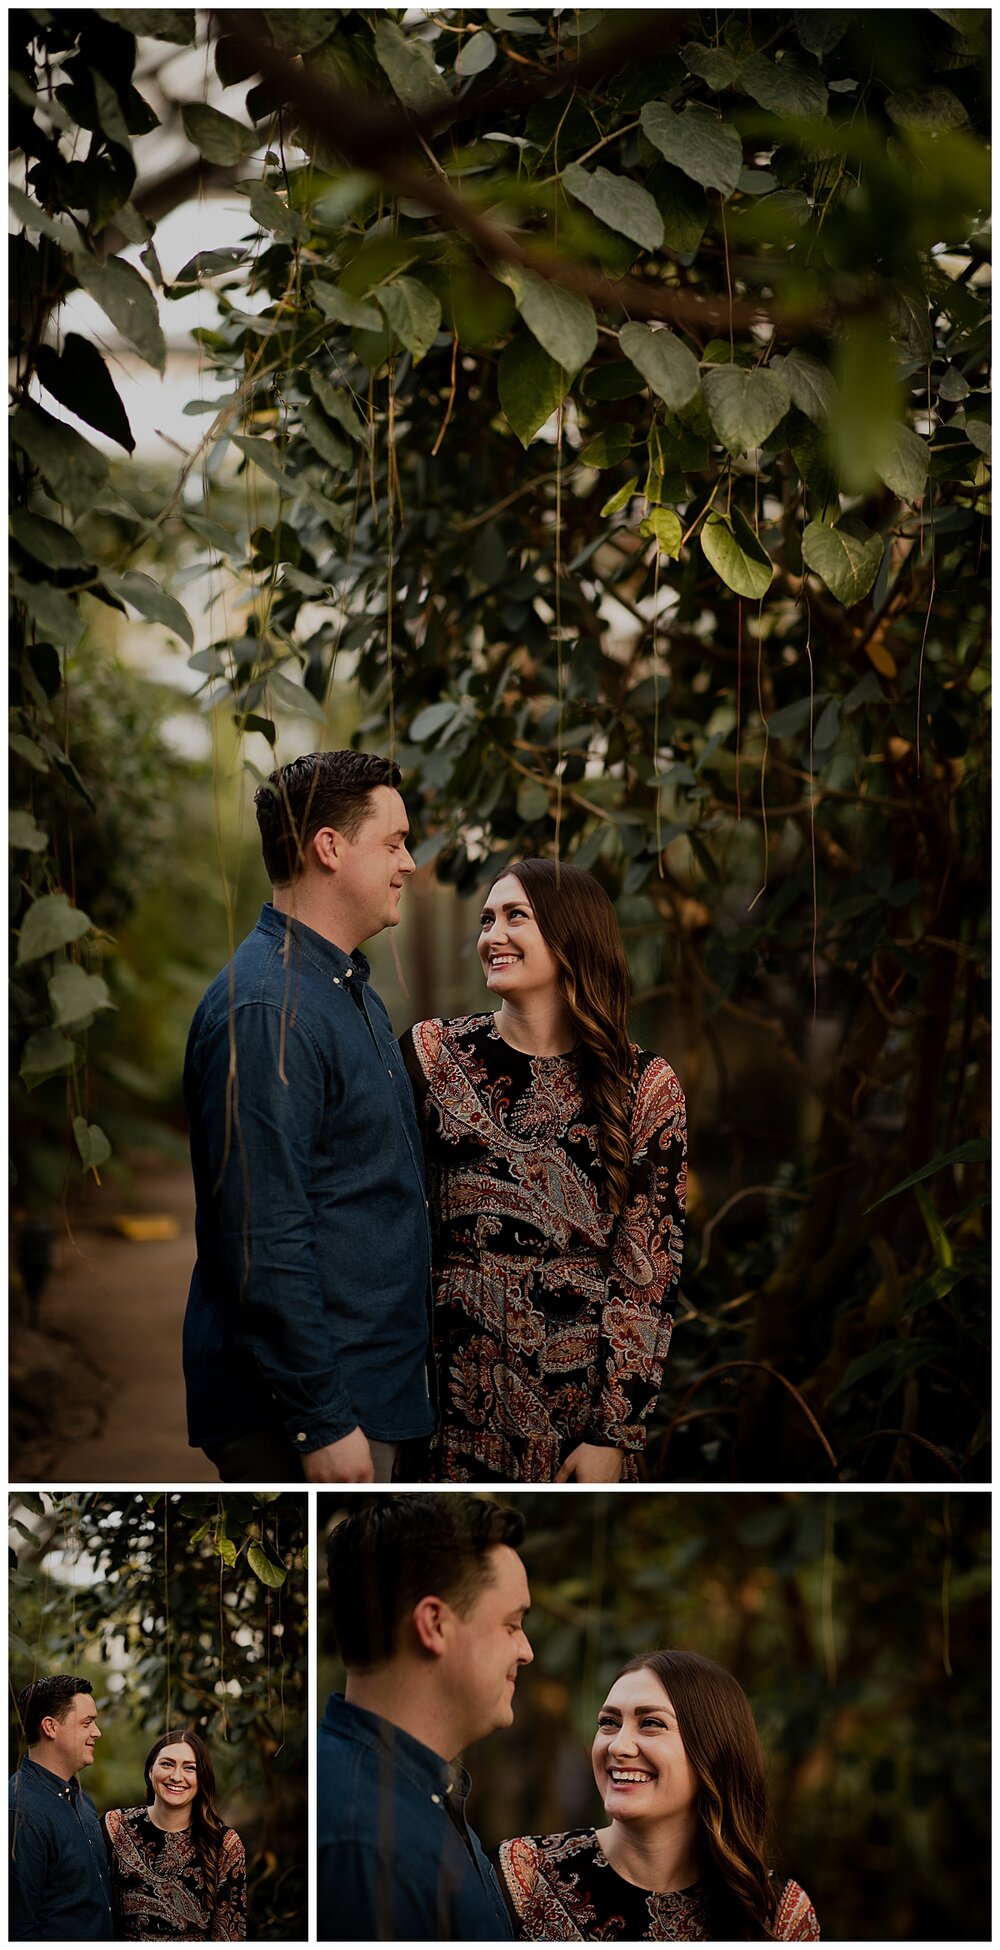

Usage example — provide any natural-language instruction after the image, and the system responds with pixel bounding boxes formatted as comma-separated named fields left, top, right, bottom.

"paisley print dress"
left=103, top=1806, right=246, bottom=1940
left=400, top=1013, right=686, bottom=1481
left=493, top=1829, right=820, bottom=1940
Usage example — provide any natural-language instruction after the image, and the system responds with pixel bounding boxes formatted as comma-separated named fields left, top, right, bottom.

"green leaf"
left=966, top=415, right=991, bottom=459
left=875, top=424, right=929, bottom=502
left=231, top=434, right=291, bottom=491
left=266, top=669, right=328, bottom=723
left=10, top=404, right=109, bottom=517
left=75, top=256, right=166, bottom=372
left=247, top=180, right=304, bottom=242
left=801, top=519, right=884, bottom=606
left=562, top=164, right=663, bottom=252
left=48, top=965, right=115, bottom=1031
left=216, top=1536, right=238, bottom=1568
left=17, top=893, right=94, bottom=964
left=498, top=333, right=570, bottom=447
left=578, top=425, right=634, bottom=469
left=502, top=267, right=597, bottom=377
left=8, top=184, right=79, bottom=250
left=264, top=9, right=343, bottom=52
left=10, top=576, right=84, bottom=650
left=377, top=277, right=442, bottom=363
left=309, top=374, right=368, bottom=445
left=183, top=513, right=244, bottom=558
left=411, top=701, right=458, bottom=741
left=73, top=1116, right=112, bottom=1172
left=701, top=509, right=774, bottom=599
left=312, top=280, right=382, bottom=331
left=174, top=246, right=252, bottom=284
left=97, top=9, right=196, bottom=42
left=640, top=508, right=683, bottom=557
left=35, top=336, right=135, bottom=453
left=702, top=364, right=790, bottom=451
left=299, top=402, right=354, bottom=472
left=770, top=348, right=836, bottom=423
left=103, top=571, right=193, bottom=647
left=886, top=85, right=969, bottom=130
left=640, top=101, right=743, bottom=197
left=601, top=477, right=638, bottom=517
left=829, top=1338, right=943, bottom=1400
left=90, top=70, right=134, bottom=153
left=181, top=102, right=258, bottom=164
left=649, top=163, right=708, bottom=253
left=374, top=17, right=452, bottom=110
left=10, top=734, right=49, bottom=774
left=247, top=1540, right=287, bottom=1588
left=20, top=1030, right=79, bottom=1088
left=619, top=322, right=700, bottom=411
left=9, top=812, right=48, bottom=854
left=866, top=1138, right=990, bottom=1210
left=914, top=1184, right=954, bottom=1271
left=455, top=28, right=497, bottom=76
left=766, top=695, right=820, bottom=738
left=517, top=777, right=550, bottom=822
left=739, top=51, right=828, bottom=118
left=683, top=43, right=739, bottom=90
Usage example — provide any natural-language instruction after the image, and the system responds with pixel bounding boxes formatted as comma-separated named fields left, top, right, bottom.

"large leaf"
left=104, top=571, right=193, bottom=646
left=8, top=184, right=79, bottom=250
left=75, top=255, right=166, bottom=372
left=9, top=812, right=49, bottom=854
left=232, top=434, right=292, bottom=490
left=867, top=1138, right=990, bottom=1210
left=562, top=164, right=663, bottom=252
left=702, top=364, right=790, bottom=451
left=48, top=964, right=115, bottom=1031
left=455, top=28, right=497, bottom=76
left=263, top=9, right=344, bottom=52
left=312, top=280, right=382, bottom=331
left=886, top=85, right=969, bottom=130
left=10, top=575, right=84, bottom=650
left=874, top=424, right=929, bottom=502
left=35, top=335, right=134, bottom=453
left=683, top=43, right=739, bottom=90
left=498, top=334, right=570, bottom=446
left=299, top=401, right=354, bottom=472
left=801, top=519, right=884, bottom=606
left=181, top=102, right=258, bottom=164
left=247, top=1539, right=287, bottom=1587
left=97, top=9, right=196, bottom=41
left=20, top=1030, right=79, bottom=1089
left=10, top=404, right=109, bottom=517
left=73, top=1116, right=113, bottom=1172
left=309, top=373, right=368, bottom=445
left=770, top=348, right=836, bottom=423
left=377, top=277, right=442, bottom=363
left=700, top=509, right=774, bottom=599
left=740, top=51, right=828, bottom=118
left=619, top=322, right=700, bottom=410
left=640, top=101, right=743, bottom=197
left=641, top=508, right=683, bottom=557
left=374, top=17, right=452, bottom=111
left=503, top=267, right=597, bottom=377
left=17, top=893, right=93, bottom=965
left=651, top=163, right=709, bottom=253
left=247, top=180, right=304, bottom=242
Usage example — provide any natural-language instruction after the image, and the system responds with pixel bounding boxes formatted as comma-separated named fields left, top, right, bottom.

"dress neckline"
left=485, top=1013, right=578, bottom=1063
left=591, top=1828, right=704, bottom=1900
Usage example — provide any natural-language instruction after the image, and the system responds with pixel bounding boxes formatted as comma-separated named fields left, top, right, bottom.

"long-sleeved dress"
left=103, top=1806, right=246, bottom=1941
left=493, top=1829, right=820, bottom=1940
left=400, top=1013, right=686, bottom=1481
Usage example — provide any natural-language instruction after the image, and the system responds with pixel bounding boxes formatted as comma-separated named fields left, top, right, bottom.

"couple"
left=183, top=749, right=687, bottom=1485
left=8, top=1676, right=244, bottom=1940
left=318, top=1495, right=819, bottom=1941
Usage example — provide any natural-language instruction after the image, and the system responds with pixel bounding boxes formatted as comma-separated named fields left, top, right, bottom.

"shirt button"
left=430, top=1794, right=441, bottom=1805
left=344, top=968, right=352, bottom=979
left=387, top=1067, right=393, bottom=1077
left=295, top=1432, right=307, bottom=1443
left=333, top=977, right=341, bottom=986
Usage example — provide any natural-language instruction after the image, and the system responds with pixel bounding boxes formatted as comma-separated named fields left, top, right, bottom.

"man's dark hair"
left=254, top=749, right=402, bottom=885
left=327, top=1494, right=526, bottom=1672
left=16, top=1675, right=94, bottom=1745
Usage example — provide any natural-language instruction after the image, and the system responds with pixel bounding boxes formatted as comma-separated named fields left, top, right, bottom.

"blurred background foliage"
left=8, top=1489, right=307, bottom=1940
left=9, top=7, right=991, bottom=1480
left=318, top=1488, right=990, bottom=1943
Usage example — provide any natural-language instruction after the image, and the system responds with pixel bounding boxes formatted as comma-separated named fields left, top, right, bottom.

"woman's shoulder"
left=496, top=1827, right=598, bottom=1886
left=220, top=1827, right=245, bottom=1865
left=404, top=1013, right=495, bottom=1066
left=772, top=1875, right=820, bottom=1941
left=630, top=1047, right=686, bottom=1130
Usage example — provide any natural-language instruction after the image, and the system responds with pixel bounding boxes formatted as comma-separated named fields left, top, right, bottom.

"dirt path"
left=11, top=1163, right=216, bottom=1484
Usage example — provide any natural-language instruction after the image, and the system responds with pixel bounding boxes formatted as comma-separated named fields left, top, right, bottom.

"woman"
left=401, top=858, right=686, bottom=1482
left=494, top=1650, right=819, bottom=1941
left=104, top=1728, right=246, bottom=1940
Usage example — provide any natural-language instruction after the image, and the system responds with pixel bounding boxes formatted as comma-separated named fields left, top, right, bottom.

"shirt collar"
left=258, top=903, right=371, bottom=986
left=20, top=1754, right=82, bottom=1799
left=322, top=1693, right=471, bottom=1807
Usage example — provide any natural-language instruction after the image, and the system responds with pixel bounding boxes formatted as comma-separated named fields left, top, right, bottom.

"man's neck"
left=271, top=884, right=358, bottom=956
left=26, top=1744, right=76, bottom=1784
left=344, top=1671, right=461, bottom=1765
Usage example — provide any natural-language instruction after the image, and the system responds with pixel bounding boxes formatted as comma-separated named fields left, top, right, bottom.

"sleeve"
left=584, top=1055, right=687, bottom=1451
left=190, top=1000, right=359, bottom=1450
left=8, top=1806, right=52, bottom=1941
left=492, top=1838, right=567, bottom=1941
left=774, top=1877, right=820, bottom=1941
left=398, top=1019, right=442, bottom=1126
left=318, top=1833, right=456, bottom=1942
left=212, top=1829, right=247, bottom=1941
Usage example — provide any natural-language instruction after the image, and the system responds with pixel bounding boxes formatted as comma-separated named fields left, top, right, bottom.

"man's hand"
left=301, top=1427, right=375, bottom=1482
left=555, top=1442, right=625, bottom=1483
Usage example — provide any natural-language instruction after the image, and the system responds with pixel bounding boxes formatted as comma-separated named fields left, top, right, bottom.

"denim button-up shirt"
left=183, top=905, right=434, bottom=1453
left=317, top=1694, right=513, bottom=1942
left=8, top=1756, right=114, bottom=1940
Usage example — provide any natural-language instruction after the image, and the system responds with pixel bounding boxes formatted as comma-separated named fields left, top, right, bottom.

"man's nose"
left=518, top=1631, right=534, bottom=1666
left=400, top=845, right=416, bottom=875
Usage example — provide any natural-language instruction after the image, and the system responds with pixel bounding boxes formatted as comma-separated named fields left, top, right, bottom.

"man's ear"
left=411, top=1594, right=451, bottom=1658
left=309, top=825, right=343, bottom=873
left=38, top=1714, right=59, bottom=1742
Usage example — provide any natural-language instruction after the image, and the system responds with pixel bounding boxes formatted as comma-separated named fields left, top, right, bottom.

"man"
left=9, top=1675, right=114, bottom=1941
left=183, top=749, right=434, bottom=1484
left=318, top=1493, right=533, bottom=1941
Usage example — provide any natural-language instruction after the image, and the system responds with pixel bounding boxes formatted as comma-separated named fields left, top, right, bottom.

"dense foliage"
left=319, top=1488, right=991, bottom=1942
left=9, top=1489, right=307, bottom=1939
left=9, top=8, right=991, bottom=1477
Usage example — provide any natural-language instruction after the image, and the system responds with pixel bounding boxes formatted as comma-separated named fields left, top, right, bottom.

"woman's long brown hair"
left=144, top=1727, right=228, bottom=1913
left=616, top=1651, right=779, bottom=1940
left=506, top=859, right=635, bottom=1216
